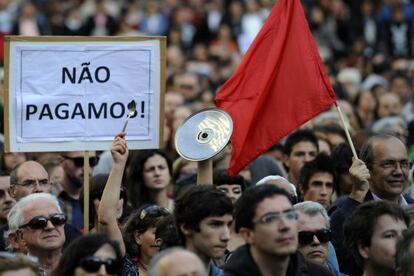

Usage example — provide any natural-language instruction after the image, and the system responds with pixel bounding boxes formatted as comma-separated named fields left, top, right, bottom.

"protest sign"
left=4, top=36, right=166, bottom=152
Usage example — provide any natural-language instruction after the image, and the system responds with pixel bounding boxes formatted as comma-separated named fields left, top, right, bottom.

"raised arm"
left=348, top=157, right=370, bottom=203
left=98, top=132, right=128, bottom=256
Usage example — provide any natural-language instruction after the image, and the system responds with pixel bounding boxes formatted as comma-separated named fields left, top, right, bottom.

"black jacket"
left=224, top=245, right=332, bottom=276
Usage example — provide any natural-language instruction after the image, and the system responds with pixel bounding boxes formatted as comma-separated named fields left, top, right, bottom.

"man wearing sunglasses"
left=7, top=193, right=66, bottom=275
left=295, top=201, right=344, bottom=276
left=224, top=184, right=332, bottom=276
left=57, top=151, right=99, bottom=231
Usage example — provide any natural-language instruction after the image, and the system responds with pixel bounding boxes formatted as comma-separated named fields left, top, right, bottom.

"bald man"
left=148, top=247, right=207, bottom=276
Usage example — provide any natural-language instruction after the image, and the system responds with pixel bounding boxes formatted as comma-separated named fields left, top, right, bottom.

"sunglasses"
left=79, top=256, right=120, bottom=274
left=298, top=229, right=331, bottom=245
left=19, top=213, right=66, bottom=230
left=62, top=155, right=100, bottom=167
left=139, top=205, right=170, bottom=220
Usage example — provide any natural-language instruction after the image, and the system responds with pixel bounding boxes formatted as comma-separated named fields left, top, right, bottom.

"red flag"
left=215, top=0, right=336, bottom=176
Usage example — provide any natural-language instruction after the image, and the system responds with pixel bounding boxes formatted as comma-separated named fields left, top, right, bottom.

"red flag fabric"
left=215, top=0, right=336, bottom=176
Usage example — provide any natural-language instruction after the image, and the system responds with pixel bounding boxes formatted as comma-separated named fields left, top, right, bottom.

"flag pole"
left=334, top=102, right=358, bottom=159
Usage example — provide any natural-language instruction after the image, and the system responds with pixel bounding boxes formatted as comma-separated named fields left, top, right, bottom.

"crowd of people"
left=0, top=0, right=414, bottom=275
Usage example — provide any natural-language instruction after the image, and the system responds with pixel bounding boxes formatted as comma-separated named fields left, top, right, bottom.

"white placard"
left=4, top=37, right=165, bottom=152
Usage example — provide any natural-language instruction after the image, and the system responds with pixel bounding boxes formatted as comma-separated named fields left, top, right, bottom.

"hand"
left=111, top=132, right=128, bottom=165
left=349, top=157, right=370, bottom=203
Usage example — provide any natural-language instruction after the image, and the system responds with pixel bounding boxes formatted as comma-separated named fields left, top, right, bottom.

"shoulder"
left=404, top=194, right=414, bottom=203
left=122, top=254, right=139, bottom=276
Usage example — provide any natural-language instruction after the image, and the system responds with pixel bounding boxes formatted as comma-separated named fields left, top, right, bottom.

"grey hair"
left=256, top=175, right=297, bottom=197
left=148, top=247, right=207, bottom=276
left=371, top=116, right=407, bottom=136
left=7, top=193, right=62, bottom=233
left=294, top=201, right=330, bottom=228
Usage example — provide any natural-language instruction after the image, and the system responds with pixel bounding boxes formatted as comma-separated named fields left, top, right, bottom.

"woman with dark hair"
left=122, top=205, right=169, bottom=275
left=98, top=133, right=169, bottom=276
left=124, top=149, right=174, bottom=210
left=52, top=234, right=122, bottom=276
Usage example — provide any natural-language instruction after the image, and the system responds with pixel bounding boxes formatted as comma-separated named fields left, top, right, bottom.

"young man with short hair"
left=344, top=200, right=409, bottom=276
left=224, top=184, right=332, bottom=276
left=283, top=130, right=319, bottom=186
left=175, top=186, right=233, bottom=276
left=298, top=153, right=336, bottom=209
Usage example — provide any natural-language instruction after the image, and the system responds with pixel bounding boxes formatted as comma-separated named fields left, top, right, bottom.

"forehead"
left=17, top=162, right=48, bottom=180
left=309, top=172, right=334, bottom=183
left=291, top=141, right=317, bottom=153
left=372, top=138, right=407, bottom=161
left=201, top=214, right=233, bottom=224
left=145, top=154, right=167, bottom=167
left=297, top=212, right=327, bottom=231
left=22, top=199, right=59, bottom=220
left=380, top=94, right=399, bottom=104
left=255, top=195, right=292, bottom=218
left=373, top=214, right=407, bottom=234
left=0, top=176, right=10, bottom=190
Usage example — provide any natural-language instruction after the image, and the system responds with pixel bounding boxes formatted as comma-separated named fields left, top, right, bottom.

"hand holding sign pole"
left=122, top=100, right=137, bottom=132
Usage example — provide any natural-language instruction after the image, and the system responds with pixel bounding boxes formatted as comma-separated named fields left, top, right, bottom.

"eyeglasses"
left=79, top=256, right=120, bottom=274
left=139, top=205, right=170, bottom=220
left=15, top=179, right=50, bottom=188
left=19, top=213, right=66, bottom=230
left=298, top=229, right=331, bottom=245
left=373, top=159, right=411, bottom=170
left=255, top=210, right=298, bottom=225
left=62, top=155, right=100, bottom=167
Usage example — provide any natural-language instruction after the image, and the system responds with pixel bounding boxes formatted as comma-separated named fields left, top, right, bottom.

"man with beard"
left=57, top=151, right=99, bottom=231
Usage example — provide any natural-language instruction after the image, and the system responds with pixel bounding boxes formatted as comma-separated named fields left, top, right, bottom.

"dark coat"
left=328, top=192, right=414, bottom=276
left=224, top=245, right=332, bottom=276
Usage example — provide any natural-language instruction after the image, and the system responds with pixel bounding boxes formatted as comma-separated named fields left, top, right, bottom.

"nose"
left=221, top=225, right=231, bottom=242
left=311, top=234, right=321, bottom=245
left=97, top=264, right=107, bottom=276
left=154, top=167, right=161, bottom=175
left=304, top=153, right=314, bottom=162
left=33, top=181, right=42, bottom=193
left=393, top=162, right=404, bottom=174
left=44, top=220, right=55, bottom=230
left=4, top=191, right=12, bottom=203
left=320, top=185, right=327, bottom=196
left=278, top=216, right=292, bottom=232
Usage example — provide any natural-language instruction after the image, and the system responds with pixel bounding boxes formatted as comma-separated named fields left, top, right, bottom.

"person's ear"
left=239, top=227, right=254, bottom=244
left=180, top=224, right=193, bottom=238
left=282, top=154, right=290, bottom=169
left=358, top=242, right=370, bottom=261
left=8, top=186, right=16, bottom=199
left=133, top=230, right=142, bottom=246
